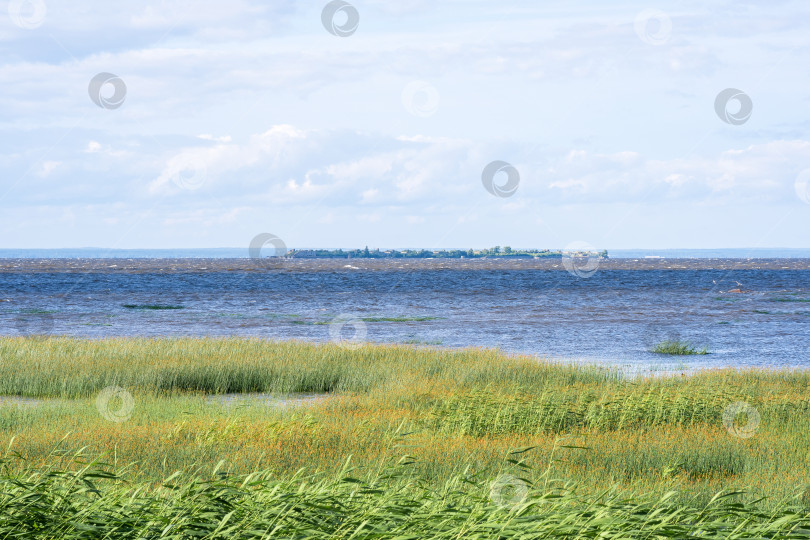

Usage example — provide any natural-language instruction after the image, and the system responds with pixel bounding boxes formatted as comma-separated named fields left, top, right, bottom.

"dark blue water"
left=2, top=263, right=809, bottom=374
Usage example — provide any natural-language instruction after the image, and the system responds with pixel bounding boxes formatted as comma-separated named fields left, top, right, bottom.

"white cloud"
left=361, top=188, right=381, bottom=203
left=197, top=134, right=232, bottom=143
left=358, top=212, right=382, bottom=223
left=541, top=140, right=810, bottom=204
left=139, top=120, right=810, bottom=211
left=2, top=0, right=810, bottom=248
left=37, top=161, right=60, bottom=177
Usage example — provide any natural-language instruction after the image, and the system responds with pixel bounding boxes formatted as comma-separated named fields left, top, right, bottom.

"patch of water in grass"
left=204, top=393, right=328, bottom=408
left=0, top=392, right=329, bottom=410
left=0, top=396, right=57, bottom=408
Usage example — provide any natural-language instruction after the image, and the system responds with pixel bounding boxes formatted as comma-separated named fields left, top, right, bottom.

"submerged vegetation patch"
left=121, top=304, right=185, bottom=310
left=295, top=315, right=441, bottom=325
left=399, top=338, right=443, bottom=345
left=651, top=340, right=708, bottom=355
left=360, top=316, right=441, bottom=322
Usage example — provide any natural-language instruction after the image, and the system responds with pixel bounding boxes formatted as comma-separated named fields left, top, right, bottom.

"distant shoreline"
left=2, top=248, right=810, bottom=259
left=2, top=257, right=809, bottom=273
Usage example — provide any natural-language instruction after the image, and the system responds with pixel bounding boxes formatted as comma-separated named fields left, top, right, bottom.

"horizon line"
left=3, top=247, right=810, bottom=251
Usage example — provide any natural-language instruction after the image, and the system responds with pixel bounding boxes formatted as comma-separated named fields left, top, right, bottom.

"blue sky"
left=2, top=0, right=810, bottom=250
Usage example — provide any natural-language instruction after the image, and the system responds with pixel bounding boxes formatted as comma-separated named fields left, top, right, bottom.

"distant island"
left=287, top=246, right=609, bottom=259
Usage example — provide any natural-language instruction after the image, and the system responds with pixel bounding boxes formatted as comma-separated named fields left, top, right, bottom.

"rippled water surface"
left=2, top=258, right=809, bottom=373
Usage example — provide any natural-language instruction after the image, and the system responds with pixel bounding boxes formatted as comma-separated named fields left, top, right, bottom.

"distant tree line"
left=287, top=247, right=609, bottom=259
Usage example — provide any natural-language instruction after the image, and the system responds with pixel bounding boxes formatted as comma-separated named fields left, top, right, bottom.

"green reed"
left=0, top=337, right=619, bottom=398
left=2, top=338, right=810, bottom=537
left=652, top=340, right=709, bottom=355
left=0, top=451, right=808, bottom=539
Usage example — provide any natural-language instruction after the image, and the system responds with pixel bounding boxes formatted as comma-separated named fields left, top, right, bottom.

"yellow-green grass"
left=0, top=337, right=620, bottom=398
left=1, top=337, right=809, bottom=537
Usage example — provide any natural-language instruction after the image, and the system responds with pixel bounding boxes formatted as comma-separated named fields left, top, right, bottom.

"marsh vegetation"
left=0, top=338, right=808, bottom=537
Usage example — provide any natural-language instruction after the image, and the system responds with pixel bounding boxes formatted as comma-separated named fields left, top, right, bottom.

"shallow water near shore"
left=1, top=258, right=809, bottom=374
left=204, top=393, right=327, bottom=408
left=0, top=396, right=49, bottom=408
left=0, top=393, right=328, bottom=409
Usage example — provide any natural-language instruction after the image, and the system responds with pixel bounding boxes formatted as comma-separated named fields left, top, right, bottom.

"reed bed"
left=652, top=340, right=709, bottom=355
left=0, top=337, right=619, bottom=398
left=1, top=337, right=809, bottom=537
left=1, top=455, right=809, bottom=539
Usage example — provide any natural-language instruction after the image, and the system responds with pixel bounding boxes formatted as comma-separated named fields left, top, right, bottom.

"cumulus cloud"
left=36, top=161, right=60, bottom=177
left=141, top=122, right=810, bottom=209
left=1, top=0, right=809, bottom=248
left=540, top=141, right=810, bottom=204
